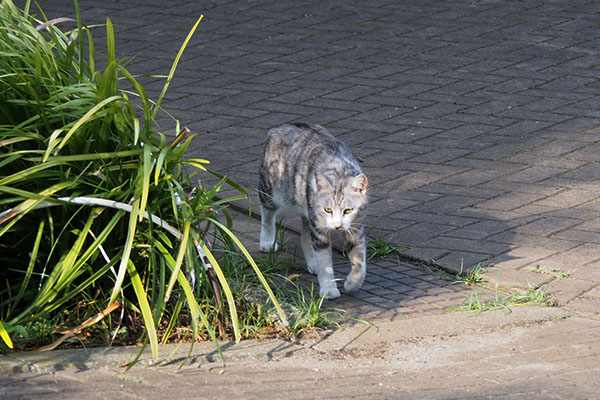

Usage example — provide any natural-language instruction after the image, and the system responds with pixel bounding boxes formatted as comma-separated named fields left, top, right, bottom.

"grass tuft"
left=0, top=0, right=289, bottom=358
left=363, top=230, right=410, bottom=261
left=453, top=263, right=487, bottom=286
left=530, top=264, right=570, bottom=280
left=448, top=269, right=556, bottom=314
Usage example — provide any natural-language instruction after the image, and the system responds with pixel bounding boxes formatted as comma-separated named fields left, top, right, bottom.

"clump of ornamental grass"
left=0, top=0, right=286, bottom=361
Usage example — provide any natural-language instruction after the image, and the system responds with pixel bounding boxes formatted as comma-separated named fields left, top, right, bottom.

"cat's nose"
left=334, top=225, right=342, bottom=230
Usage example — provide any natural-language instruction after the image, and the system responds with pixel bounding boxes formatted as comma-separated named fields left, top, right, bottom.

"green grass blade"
left=154, top=147, right=169, bottom=186
left=106, top=17, right=116, bottom=70
left=53, top=209, right=96, bottom=290
left=29, top=149, right=142, bottom=163
left=110, top=198, right=139, bottom=304
left=164, top=220, right=191, bottom=302
left=205, top=168, right=249, bottom=197
left=0, top=160, right=61, bottom=186
left=126, top=260, right=159, bottom=359
left=152, top=15, right=203, bottom=119
left=153, top=239, right=223, bottom=361
left=0, top=321, right=13, bottom=349
left=208, top=218, right=288, bottom=327
left=74, top=0, right=84, bottom=79
left=0, top=181, right=74, bottom=236
left=0, top=137, right=34, bottom=147
left=133, top=117, right=140, bottom=146
left=161, top=297, right=184, bottom=345
left=182, top=160, right=207, bottom=171
left=0, top=154, right=22, bottom=171
left=119, top=66, right=151, bottom=134
left=55, top=95, right=122, bottom=155
left=199, top=241, right=240, bottom=342
left=0, top=185, right=60, bottom=203
left=10, top=220, right=44, bottom=315
left=42, top=129, right=63, bottom=161
left=137, top=143, right=153, bottom=222
left=85, top=23, right=95, bottom=77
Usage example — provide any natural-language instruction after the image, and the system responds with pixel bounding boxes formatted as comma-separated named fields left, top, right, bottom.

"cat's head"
left=313, top=171, right=368, bottom=231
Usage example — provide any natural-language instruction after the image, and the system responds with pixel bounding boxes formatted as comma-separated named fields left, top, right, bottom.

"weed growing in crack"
left=509, top=282, right=557, bottom=307
left=453, top=263, right=487, bottom=286
left=418, top=263, right=455, bottom=281
left=447, top=272, right=556, bottom=314
left=364, top=231, right=410, bottom=261
left=530, top=264, right=570, bottom=280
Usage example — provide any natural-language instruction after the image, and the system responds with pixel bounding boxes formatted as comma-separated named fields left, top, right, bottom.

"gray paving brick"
left=516, top=216, right=583, bottom=236
left=503, top=165, right=570, bottom=183
left=444, top=112, right=517, bottom=127
left=419, top=183, right=504, bottom=200
left=444, top=159, right=524, bottom=177
left=534, top=189, right=600, bottom=208
left=475, top=192, right=553, bottom=212
left=427, top=236, right=510, bottom=256
left=560, top=163, right=600, bottom=181
left=439, top=169, right=510, bottom=186
left=248, top=101, right=320, bottom=116
left=408, top=148, right=474, bottom=164
left=553, top=229, right=600, bottom=245
left=445, top=220, right=511, bottom=241
left=487, top=231, right=580, bottom=253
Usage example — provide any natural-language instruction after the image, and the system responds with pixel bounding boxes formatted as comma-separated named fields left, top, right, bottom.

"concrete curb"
left=1, top=305, right=566, bottom=374
left=0, top=337, right=306, bottom=374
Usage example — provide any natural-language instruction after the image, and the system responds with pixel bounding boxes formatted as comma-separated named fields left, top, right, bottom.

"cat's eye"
left=324, top=207, right=333, bottom=214
left=343, top=208, right=353, bottom=215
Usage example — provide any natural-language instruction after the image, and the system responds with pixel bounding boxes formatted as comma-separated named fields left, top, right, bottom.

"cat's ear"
left=314, top=171, right=332, bottom=192
left=350, top=174, right=368, bottom=195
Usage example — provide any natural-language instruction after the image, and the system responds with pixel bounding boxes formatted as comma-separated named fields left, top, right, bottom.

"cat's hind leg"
left=259, top=204, right=279, bottom=252
left=300, top=217, right=317, bottom=274
left=343, top=229, right=366, bottom=293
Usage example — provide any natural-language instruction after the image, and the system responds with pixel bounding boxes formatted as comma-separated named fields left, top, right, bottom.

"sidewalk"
left=2, top=306, right=598, bottom=399
left=3, top=0, right=600, bottom=398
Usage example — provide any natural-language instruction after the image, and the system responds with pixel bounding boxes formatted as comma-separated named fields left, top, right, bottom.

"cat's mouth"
left=328, top=223, right=347, bottom=232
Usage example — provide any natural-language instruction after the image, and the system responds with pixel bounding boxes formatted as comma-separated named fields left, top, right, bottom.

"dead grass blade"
left=36, top=301, right=121, bottom=351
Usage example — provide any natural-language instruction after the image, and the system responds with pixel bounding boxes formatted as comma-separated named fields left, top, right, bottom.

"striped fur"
left=258, top=123, right=368, bottom=299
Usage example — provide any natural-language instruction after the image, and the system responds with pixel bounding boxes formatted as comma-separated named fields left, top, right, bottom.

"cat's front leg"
left=343, top=229, right=366, bottom=293
left=305, top=225, right=340, bottom=298
left=313, top=246, right=340, bottom=299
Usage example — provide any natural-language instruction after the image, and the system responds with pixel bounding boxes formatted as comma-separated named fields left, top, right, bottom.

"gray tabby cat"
left=258, top=123, right=368, bottom=299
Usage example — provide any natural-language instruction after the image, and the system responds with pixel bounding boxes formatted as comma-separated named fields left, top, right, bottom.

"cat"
left=258, top=123, right=368, bottom=299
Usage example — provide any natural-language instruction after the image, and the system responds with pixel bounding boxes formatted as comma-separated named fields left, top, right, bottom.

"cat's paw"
left=319, top=285, right=341, bottom=300
left=306, top=261, right=317, bottom=275
left=259, top=241, right=279, bottom=253
left=344, top=272, right=365, bottom=293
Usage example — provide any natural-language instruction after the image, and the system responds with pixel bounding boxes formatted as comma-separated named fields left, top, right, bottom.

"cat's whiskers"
left=344, top=224, right=362, bottom=239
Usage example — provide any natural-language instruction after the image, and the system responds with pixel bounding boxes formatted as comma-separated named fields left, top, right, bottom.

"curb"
left=1, top=305, right=567, bottom=374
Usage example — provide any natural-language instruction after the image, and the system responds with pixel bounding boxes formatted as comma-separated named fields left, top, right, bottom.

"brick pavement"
left=30, top=0, right=600, bottom=302
left=4, top=0, right=600, bottom=398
